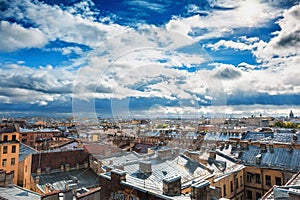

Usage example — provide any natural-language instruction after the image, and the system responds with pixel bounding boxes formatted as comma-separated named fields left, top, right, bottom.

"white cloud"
left=2, top=0, right=127, bottom=49
left=166, top=0, right=280, bottom=40
left=0, top=21, right=47, bottom=52
left=254, top=4, right=300, bottom=64
left=0, top=64, right=75, bottom=105
left=206, top=37, right=266, bottom=51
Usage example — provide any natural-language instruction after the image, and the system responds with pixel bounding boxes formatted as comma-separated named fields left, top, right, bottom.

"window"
left=30, top=135, right=34, bottom=140
left=230, top=181, right=233, bottom=192
left=235, top=177, right=239, bottom=189
left=256, top=192, right=261, bottom=199
left=11, top=145, right=16, bottom=153
left=11, top=158, right=15, bottom=166
left=246, top=172, right=252, bottom=182
left=3, top=146, right=8, bottom=154
left=275, top=177, right=281, bottom=185
left=266, top=175, right=271, bottom=186
left=12, top=135, right=16, bottom=141
left=22, top=133, right=27, bottom=137
left=223, top=184, right=227, bottom=196
left=240, top=176, right=243, bottom=186
left=25, top=165, right=27, bottom=173
left=3, top=135, right=8, bottom=142
left=246, top=190, right=252, bottom=200
left=22, top=139, right=27, bottom=143
left=255, top=173, right=261, bottom=184
left=2, top=159, right=7, bottom=167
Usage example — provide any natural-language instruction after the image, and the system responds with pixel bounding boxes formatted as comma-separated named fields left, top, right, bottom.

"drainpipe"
left=261, top=168, right=264, bottom=194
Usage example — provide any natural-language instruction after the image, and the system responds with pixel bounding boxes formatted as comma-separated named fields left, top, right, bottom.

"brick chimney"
left=190, top=180, right=210, bottom=200
left=158, top=149, right=172, bottom=160
left=35, top=176, right=40, bottom=184
left=163, top=175, right=181, bottom=196
left=139, top=161, right=152, bottom=174
left=111, top=169, right=126, bottom=185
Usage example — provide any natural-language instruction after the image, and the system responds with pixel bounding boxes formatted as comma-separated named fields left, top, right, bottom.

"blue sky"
left=0, top=0, right=300, bottom=118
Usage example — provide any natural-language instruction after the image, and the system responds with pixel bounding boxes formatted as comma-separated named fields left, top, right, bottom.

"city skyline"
left=0, top=0, right=300, bottom=118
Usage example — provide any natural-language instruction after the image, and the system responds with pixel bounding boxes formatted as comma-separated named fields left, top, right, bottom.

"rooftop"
left=33, top=168, right=99, bottom=193
left=0, top=185, right=41, bottom=200
left=19, top=143, right=38, bottom=162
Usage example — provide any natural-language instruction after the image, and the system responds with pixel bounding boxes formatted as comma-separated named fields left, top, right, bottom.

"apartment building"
left=0, top=125, right=20, bottom=184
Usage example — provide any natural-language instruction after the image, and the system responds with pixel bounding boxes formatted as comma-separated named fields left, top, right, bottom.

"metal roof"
left=239, top=145, right=300, bottom=172
left=32, top=168, right=99, bottom=193
left=19, top=143, right=38, bottom=162
left=0, top=185, right=41, bottom=200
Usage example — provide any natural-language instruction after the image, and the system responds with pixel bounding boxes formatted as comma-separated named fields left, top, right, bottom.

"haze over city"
left=0, top=0, right=300, bottom=118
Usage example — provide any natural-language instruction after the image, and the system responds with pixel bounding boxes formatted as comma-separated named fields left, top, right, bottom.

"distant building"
left=290, top=110, right=294, bottom=119
left=19, top=128, right=63, bottom=150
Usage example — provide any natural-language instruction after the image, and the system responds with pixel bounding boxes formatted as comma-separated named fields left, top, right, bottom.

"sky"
left=0, top=0, right=300, bottom=119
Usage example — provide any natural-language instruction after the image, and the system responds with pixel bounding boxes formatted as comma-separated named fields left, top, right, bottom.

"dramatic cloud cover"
left=0, top=0, right=300, bottom=118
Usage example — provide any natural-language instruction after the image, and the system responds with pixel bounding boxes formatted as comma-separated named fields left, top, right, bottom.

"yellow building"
left=243, top=166, right=293, bottom=200
left=0, top=127, right=20, bottom=184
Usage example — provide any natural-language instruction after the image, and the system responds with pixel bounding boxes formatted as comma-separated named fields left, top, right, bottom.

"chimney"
left=158, top=149, right=172, bottom=160
left=65, top=164, right=70, bottom=171
left=35, top=176, right=40, bottom=184
left=45, top=167, right=51, bottom=174
left=173, top=148, right=180, bottom=156
left=240, top=141, right=248, bottom=150
left=269, top=143, right=274, bottom=153
left=260, top=143, right=267, bottom=153
left=163, top=175, right=181, bottom=196
left=109, top=160, right=113, bottom=166
left=37, top=168, right=41, bottom=175
left=111, top=169, right=126, bottom=184
left=287, top=144, right=293, bottom=153
left=139, top=161, right=152, bottom=174
left=60, top=164, right=65, bottom=172
left=191, top=180, right=210, bottom=200
left=256, top=154, right=262, bottom=164
left=84, top=161, right=89, bottom=168
left=293, top=134, right=298, bottom=141
left=106, top=165, right=113, bottom=173
left=208, top=150, right=216, bottom=160
left=76, top=163, right=80, bottom=169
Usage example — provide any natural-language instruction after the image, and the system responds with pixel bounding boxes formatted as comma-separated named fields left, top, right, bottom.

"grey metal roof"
left=19, top=143, right=38, bottom=162
left=243, top=131, right=300, bottom=144
left=122, top=154, right=210, bottom=194
left=239, top=145, right=300, bottom=172
left=0, top=185, right=41, bottom=200
left=32, top=168, right=99, bottom=193
left=204, top=132, right=241, bottom=141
